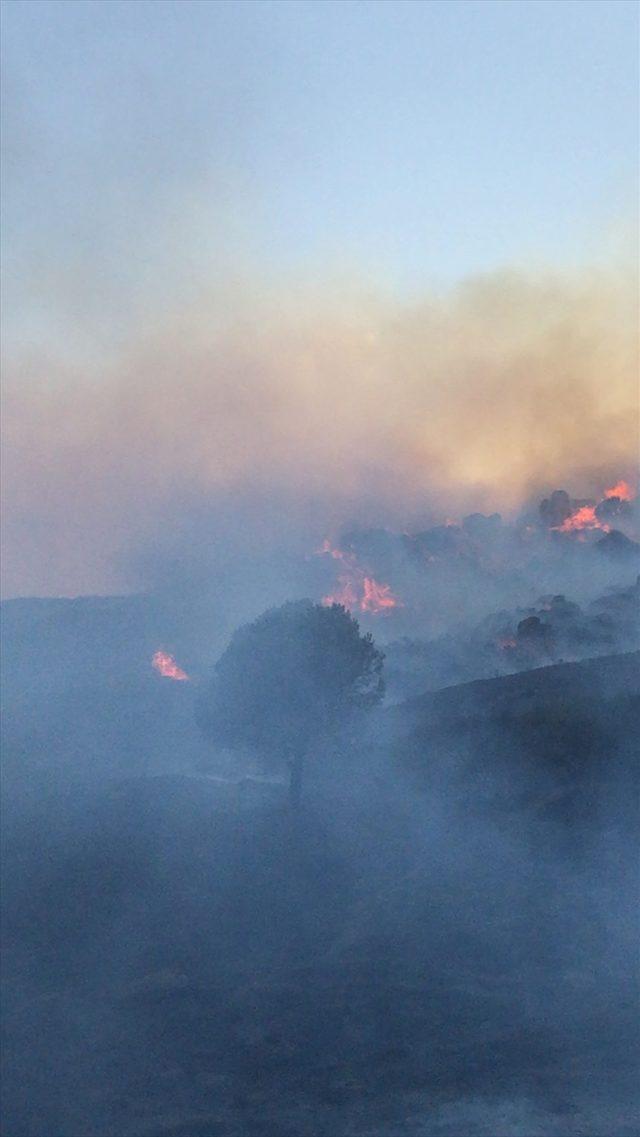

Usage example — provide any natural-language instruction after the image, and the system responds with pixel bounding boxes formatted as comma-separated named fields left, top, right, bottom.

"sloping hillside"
left=2, top=651, right=638, bottom=1136
left=399, top=649, right=639, bottom=721
left=386, top=651, right=639, bottom=819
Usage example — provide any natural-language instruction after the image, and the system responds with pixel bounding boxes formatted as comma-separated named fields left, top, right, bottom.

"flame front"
left=152, top=650, right=190, bottom=681
left=552, top=480, right=636, bottom=535
left=318, top=541, right=401, bottom=614
left=361, top=577, right=398, bottom=612
left=604, top=480, right=634, bottom=501
left=555, top=505, right=609, bottom=534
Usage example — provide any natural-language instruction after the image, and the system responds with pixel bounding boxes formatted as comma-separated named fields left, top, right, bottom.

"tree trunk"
left=288, top=754, right=304, bottom=811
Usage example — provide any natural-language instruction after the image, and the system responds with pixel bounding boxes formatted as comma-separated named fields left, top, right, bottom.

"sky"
left=1, top=0, right=638, bottom=596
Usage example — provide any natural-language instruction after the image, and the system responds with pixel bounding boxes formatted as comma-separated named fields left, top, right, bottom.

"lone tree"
left=197, top=600, right=385, bottom=808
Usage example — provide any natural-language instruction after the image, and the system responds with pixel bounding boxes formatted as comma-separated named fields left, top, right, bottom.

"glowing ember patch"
left=317, top=538, right=344, bottom=560
left=152, top=650, right=189, bottom=681
left=318, top=540, right=401, bottom=614
left=361, top=577, right=397, bottom=612
left=604, top=480, right=634, bottom=502
left=554, top=506, right=609, bottom=534
left=322, top=578, right=359, bottom=610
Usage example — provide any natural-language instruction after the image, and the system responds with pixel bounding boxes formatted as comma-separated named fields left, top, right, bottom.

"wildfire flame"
left=553, top=480, right=636, bottom=535
left=555, top=505, right=609, bottom=534
left=152, top=650, right=189, bottom=681
left=361, top=576, right=398, bottom=612
left=317, top=540, right=401, bottom=614
left=604, top=480, right=634, bottom=502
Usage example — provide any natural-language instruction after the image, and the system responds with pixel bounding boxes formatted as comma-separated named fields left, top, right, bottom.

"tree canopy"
left=197, top=600, right=384, bottom=764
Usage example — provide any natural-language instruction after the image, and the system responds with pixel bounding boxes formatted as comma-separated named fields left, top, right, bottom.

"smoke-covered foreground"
left=1, top=587, right=638, bottom=1137
left=3, top=3, right=639, bottom=1131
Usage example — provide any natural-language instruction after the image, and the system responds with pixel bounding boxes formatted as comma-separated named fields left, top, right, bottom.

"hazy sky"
left=3, top=0, right=637, bottom=323
left=1, top=0, right=638, bottom=596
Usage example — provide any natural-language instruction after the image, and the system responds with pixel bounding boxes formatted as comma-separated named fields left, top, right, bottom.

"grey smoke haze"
left=1, top=261, right=637, bottom=598
left=2, top=638, right=638, bottom=1136
left=2, top=6, right=639, bottom=1135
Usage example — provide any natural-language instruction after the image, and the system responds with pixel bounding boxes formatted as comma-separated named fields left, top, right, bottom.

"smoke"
left=1, top=259, right=637, bottom=597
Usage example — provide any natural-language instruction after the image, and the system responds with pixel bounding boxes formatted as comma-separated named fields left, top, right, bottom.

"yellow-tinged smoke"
left=1, top=262, right=637, bottom=596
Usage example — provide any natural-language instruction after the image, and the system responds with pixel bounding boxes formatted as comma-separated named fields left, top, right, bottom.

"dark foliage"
left=196, top=600, right=384, bottom=761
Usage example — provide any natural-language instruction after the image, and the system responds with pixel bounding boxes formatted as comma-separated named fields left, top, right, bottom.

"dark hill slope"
left=399, top=649, right=639, bottom=722
left=384, top=651, right=639, bottom=823
left=2, top=653, right=638, bottom=1136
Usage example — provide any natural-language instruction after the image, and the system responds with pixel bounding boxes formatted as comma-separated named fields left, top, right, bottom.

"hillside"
left=2, top=648, right=638, bottom=1135
left=399, top=649, right=639, bottom=721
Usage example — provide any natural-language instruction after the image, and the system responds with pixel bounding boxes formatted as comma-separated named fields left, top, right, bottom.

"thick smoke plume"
left=1, top=261, right=637, bottom=597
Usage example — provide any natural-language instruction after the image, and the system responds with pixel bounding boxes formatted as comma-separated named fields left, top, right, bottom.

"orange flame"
left=361, top=577, right=398, bottom=612
left=152, top=650, right=189, bottom=681
left=317, top=538, right=345, bottom=560
left=318, top=540, right=401, bottom=614
left=554, top=505, right=609, bottom=534
left=604, top=480, right=634, bottom=502
left=323, top=577, right=360, bottom=610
